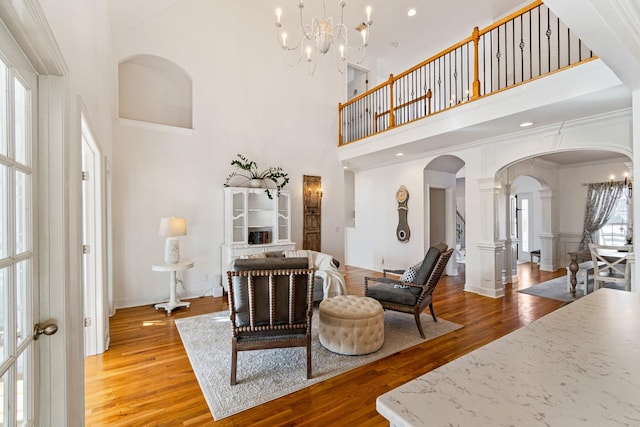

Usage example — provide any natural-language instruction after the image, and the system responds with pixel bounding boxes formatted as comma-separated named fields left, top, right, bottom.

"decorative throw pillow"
left=399, top=267, right=417, bottom=283
left=399, top=261, right=422, bottom=284
left=241, top=252, right=267, bottom=259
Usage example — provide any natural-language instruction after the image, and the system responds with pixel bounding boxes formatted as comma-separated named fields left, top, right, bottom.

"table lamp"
left=158, top=216, right=187, bottom=264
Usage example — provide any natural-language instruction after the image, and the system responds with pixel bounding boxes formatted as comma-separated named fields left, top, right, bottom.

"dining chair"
left=588, top=243, right=632, bottom=293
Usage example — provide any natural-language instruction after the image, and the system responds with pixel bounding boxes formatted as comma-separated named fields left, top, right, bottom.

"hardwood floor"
left=85, top=263, right=566, bottom=426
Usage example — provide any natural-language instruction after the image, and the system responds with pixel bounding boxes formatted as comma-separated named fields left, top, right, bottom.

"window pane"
left=1, top=367, right=8, bottom=426
left=600, top=196, right=629, bottom=245
left=13, top=78, right=29, bottom=166
left=0, top=165, right=7, bottom=260
left=15, top=171, right=30, bottom=255
left=521, top=199, right=529, bottom=252
left=0, top=267, right=6, bottom=364
left=15, top=260, right=29, bottom=347
left=0, top=61, right=7, bottom=157
left=16, top=348, right=29, bottom=426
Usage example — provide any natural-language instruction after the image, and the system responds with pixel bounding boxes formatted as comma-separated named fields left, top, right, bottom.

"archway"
left=495, top=149, right=631, bottom=286
left=424, top=155, right=466, bottom=277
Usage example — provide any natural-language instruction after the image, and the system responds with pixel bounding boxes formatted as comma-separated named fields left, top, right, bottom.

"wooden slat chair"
left=227, top=257, right=315, bottom=385
left=364, top=244, right=453, bottom=338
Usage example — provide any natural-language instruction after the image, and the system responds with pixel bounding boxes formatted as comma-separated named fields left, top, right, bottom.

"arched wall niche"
left=118, top=54, right=193, bottom=129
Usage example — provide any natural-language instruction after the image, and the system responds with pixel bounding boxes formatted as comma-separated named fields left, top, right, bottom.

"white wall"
left=110, top=0, right=348, bottom=307
left=348, top=159, right=427, bottom=270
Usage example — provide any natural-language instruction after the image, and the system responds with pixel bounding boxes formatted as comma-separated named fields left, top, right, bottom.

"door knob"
left=34, top=322, right=58, bottom=340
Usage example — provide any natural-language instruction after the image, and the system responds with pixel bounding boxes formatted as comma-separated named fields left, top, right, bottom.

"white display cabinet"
left=221, top=187, right=295, bottom=290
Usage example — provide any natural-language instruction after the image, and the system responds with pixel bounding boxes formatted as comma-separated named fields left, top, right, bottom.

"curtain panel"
left=578, top=181, right=624, bottom=250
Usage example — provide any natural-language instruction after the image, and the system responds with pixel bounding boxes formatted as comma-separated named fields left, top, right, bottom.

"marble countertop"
left=377, top=289, right=640, bottom=426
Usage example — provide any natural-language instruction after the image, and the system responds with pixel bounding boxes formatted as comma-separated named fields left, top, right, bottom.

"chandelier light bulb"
left=361, top=29, right=367, bottom=44
left=366, top=6, right=372, bottom=23
left=339, top=44, right=345, bottom=58
left=276, top=8, right=282, bottom=25
left=306, top=46, right=312, bottom=61
left=281, top=32, right=287, bottom=47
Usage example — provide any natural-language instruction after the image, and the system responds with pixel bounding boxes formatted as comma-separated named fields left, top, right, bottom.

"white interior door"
left=81, top=114, right=107, bottom=357
left=0, top=34, right=39, bottom=426
left=517, top=193, right=533, bottom=261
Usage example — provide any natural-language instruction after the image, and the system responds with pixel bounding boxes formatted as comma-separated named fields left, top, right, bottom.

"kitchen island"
left=377, top=288, right=640, bottom=426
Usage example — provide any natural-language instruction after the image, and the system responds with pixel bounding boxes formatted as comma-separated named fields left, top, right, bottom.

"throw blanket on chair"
left=284, top=250, right=347, bottom=298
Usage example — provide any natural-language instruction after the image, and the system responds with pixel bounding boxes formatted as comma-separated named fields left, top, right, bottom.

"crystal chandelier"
left=275, top=1, right=372, bottom=75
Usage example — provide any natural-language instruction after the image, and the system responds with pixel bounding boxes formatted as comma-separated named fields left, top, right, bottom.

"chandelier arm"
left=299, top=3, right=315, bottom=40
left=307, top=57, right=318, bottom=76
left=348, top=43, right=368, bottom=65
left=281, top=40, right=305, bottom=67
left=276, top=26, right=304, bottom=51
left=333, top=22, right=347, bottom=59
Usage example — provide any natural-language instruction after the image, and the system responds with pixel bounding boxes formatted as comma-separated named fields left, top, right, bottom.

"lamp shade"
left=158, top=216, right=187, bottom=237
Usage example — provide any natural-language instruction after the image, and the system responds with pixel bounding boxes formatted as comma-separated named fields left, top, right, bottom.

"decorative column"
left=503, top=184, right=518, bottom=284
left=538, top=188, right=558, bottom=271
left=476, top=178, right=505, bottom=297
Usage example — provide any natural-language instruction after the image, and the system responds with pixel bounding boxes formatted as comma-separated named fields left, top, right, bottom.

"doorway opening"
left=347, top=64, right=368, bottom=100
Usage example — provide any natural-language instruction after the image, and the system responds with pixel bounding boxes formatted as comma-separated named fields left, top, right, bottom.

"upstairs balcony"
left=337, top=1, right=630, bottom=169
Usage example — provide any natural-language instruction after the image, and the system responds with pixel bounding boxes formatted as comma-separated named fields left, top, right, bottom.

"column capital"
left=539, top=188, right=553, bottom=199
left=477, top=177, right=501, bottom=191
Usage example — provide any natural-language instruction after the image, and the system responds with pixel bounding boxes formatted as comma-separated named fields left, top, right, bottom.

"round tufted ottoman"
left=318, top=295, right=384, bottom=355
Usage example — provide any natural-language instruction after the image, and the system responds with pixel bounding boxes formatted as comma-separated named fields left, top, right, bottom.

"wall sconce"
left=158, top=216, right=187, bottom=264
left=305, top=186, right=323, bottom=202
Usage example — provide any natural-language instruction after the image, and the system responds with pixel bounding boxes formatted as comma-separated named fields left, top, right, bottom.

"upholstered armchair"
left=227, top=257, right=315, bottom=385
left=364, top=244, right=453, bottom=338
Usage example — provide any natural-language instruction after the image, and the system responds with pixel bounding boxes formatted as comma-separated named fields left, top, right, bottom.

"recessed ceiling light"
left=396, top=152, right=404, bottom=157
left=408, top=9, right=417, bottom=17
left=520, top=122, right=534, bottom=127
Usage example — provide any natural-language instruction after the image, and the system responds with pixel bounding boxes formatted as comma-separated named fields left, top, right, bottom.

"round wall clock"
left=396, top=185, right=410, bottom=242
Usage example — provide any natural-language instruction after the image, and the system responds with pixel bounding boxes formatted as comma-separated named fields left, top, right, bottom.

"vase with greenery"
left=224, top=154, right=290, bottom=199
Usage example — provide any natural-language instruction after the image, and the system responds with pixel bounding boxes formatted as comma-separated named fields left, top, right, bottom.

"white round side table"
left=151, top=259, right=194, bottom=314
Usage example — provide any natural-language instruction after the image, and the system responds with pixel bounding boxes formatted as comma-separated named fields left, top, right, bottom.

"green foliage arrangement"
left=224, top=154, right=290, bottom=199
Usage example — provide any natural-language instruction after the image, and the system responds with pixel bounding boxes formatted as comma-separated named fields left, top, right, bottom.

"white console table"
left=377, top=289, right=640, bottom=426
left=152, top=259, right=194, bottom=314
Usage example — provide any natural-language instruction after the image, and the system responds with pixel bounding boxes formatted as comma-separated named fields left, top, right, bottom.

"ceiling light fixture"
left=275, top=1, right=372, bottom=75
left=408, top=9, right=417, bottom=17
left=396, top=152, right=404, bottom=157
left=520, top=122, right=534, bottom=127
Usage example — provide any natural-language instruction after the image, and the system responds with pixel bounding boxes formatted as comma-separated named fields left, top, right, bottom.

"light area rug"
left=175, top=309, right=463, bottom=420
left=518, top=275, right=624, bottom=302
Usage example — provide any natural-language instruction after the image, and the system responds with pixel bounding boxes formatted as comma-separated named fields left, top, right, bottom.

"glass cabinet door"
left=231, top=190, right=246, bottom=244
left=277, top=192, right=290, bottom=241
